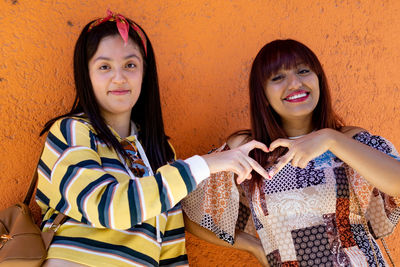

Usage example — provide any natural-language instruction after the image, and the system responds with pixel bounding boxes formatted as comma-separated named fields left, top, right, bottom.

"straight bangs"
left=260, top=41, right=322, bottom=88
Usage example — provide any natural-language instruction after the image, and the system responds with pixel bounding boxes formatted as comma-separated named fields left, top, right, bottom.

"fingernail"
left=268, top=171, right=274, bottom=177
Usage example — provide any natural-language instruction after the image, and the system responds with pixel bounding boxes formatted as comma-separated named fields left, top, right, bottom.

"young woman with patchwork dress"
left=183, top=39, right=400, bottom=267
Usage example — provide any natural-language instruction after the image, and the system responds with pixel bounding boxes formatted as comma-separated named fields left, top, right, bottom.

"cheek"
left=89, top=75, right=108, bottom=106
left=265, top=85, right=281, bottom=104
left=130, top=71, right=144, bottom=85
left=89, top=71, right=100, bottom=88
left=312, top=80, right=320, bottom=98
left=309, top=74, right=319, bottom=90
left=90, top=72, right=110, bottom=91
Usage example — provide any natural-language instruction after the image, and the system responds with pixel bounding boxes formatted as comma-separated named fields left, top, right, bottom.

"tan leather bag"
left=0, top=162, right=66, bottom=266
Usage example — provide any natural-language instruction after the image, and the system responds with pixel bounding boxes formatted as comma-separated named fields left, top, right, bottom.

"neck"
left=281, top=115, right=314, bottom=138
left=103, top=112, right=132, bottom=138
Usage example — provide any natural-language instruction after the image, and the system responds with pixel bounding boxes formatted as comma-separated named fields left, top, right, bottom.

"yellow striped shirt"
left=36, top=116, right=209, bottom=266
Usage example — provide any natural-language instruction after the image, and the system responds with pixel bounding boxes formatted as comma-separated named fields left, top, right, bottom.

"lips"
left=283, top=90, right=310, bottom=103
left=108, top=89, right=131, bottom=95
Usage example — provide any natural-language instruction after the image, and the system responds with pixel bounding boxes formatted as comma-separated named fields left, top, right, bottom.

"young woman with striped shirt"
left=36, top=10, right=269, bottom=266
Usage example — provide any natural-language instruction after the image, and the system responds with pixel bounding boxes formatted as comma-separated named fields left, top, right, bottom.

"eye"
left=298, top=68, right=310, bottom=75
left=99, top=65, right=110, bottom=70
left=271, top=74, right=284, bottom=82
left=126, top=63, right=136, bottom=69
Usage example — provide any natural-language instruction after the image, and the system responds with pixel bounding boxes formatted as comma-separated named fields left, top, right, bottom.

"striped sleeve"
left=159, top=203, right=188, bottom=266
left=37, top=118, right=207, bottom=230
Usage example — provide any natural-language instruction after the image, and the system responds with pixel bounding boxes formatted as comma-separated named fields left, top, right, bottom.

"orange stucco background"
left=1, top=1, right=399, bottom=266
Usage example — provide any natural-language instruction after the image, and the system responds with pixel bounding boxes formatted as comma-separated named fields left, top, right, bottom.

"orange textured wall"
left=1, top=1, right=399, bottom=265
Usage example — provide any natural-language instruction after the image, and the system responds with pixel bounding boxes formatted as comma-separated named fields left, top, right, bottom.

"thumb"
left=239, top=140, right=269, bottom=155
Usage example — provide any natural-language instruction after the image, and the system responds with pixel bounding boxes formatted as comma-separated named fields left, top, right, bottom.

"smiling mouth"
left=284, top=92, right=310, bottom=102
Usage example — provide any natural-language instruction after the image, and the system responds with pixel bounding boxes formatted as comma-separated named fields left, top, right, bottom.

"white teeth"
left=286, top=93, right=307, bottom=100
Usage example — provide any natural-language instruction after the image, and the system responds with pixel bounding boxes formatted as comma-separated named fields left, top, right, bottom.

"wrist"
left=200, top=153, right=214, bottom=173
left=322, top=128, right=340, bottom=150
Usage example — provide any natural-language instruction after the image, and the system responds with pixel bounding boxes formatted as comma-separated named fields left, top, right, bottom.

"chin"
left=286, top=109, right=315, bottom=119
left=108, top=107, right=133, bottom=115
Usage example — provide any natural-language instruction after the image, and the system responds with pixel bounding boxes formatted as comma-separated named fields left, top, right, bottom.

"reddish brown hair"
left=247, top=39, right=343, bottom=190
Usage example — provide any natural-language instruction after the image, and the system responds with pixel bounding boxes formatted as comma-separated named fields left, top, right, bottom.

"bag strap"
left=23, top=170, right=39, bottom=205
left=23, top=144, right=45, bottom=205
left=381, top=238, right=396, bottom=267
left=349, top=183, right=380, bottom=266
left=42, top=212, right=67, bottom=249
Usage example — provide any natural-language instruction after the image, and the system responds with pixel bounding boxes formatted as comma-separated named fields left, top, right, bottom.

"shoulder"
left=50, top=117, right=91, bottom=133
left=339, top=126, right=366, bottom=138
left=48, top=116, right=95, bottom=146
left=226, top=130, right=252, bottom=149
left=340, top=127, right=398, bottom=156
left=347, top=128, right=397, bottom=155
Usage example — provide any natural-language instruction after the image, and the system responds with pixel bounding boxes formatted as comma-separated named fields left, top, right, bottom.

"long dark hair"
left=41, top=17, right=174, bottom=170
left=245, top=39, right=343, bottom=190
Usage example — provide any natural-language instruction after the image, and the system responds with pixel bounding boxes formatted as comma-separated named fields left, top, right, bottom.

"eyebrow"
left=93, top=54, right=141, bottom=62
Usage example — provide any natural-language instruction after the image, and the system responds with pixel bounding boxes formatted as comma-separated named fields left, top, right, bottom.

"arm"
left=328, top=129, right=400, bottom=196
left=269, top=128, right=400, bottom=196
left=37, top=118, right=210, bottom=229
left=183, top=213, right=269, bottom=267
left=38, top=119, right=269, bottom=229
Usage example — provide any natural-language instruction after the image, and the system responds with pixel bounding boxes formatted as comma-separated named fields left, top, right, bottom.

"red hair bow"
left=88, top=9, right=147, bottom=56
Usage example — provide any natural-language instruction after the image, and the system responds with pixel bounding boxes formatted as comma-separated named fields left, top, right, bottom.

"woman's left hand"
left=268, top=129, right=335, bottom=177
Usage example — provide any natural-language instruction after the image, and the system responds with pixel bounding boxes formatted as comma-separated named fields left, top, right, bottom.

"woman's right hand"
left=201, top=140, right=270, bottom=184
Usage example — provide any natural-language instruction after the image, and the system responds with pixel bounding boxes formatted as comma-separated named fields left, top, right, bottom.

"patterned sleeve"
left=348, top=131, right=400, bottom=238
left=36, top=118, right=205, bottom=230
left=181, top=144, right=257, bottom=245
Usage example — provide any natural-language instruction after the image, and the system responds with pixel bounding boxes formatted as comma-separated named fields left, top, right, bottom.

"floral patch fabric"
left=121, top=139, right=149, bottom=177
left=182, top=132, right=400, bottom=266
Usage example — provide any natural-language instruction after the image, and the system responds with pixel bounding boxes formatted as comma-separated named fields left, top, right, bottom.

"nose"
left=112, top=68, right=127, bottom=84
left=287, top=72, right=302, bottom=90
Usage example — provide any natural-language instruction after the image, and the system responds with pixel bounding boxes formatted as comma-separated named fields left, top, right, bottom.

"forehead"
left=93, top=35, right=142, bottom=59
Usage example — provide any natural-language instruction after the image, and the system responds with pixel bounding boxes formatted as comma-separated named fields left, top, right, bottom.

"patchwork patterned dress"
left=182, top=132, right=400, bottom=266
